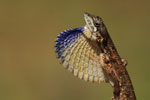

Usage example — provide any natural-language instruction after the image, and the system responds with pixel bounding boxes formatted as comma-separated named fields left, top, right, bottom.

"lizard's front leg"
left=121, top=58, right=128, bottom=67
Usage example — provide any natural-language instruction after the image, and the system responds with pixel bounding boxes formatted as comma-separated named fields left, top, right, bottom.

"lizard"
left=55, top=12, right=136, bottom=100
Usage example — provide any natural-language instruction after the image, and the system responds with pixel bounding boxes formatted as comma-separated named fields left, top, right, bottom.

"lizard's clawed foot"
left=121, top=58, right=128, bottom=67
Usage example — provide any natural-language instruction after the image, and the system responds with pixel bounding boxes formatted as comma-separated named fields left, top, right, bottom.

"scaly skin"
left=56, top=12, right=136, bottom=100
left=84, top=12, right=136, bottom=100
left=99, top=19, right=136, bottom=100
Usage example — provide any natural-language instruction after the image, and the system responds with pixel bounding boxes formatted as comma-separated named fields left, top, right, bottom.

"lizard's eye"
left=95, top=23, right=100, bottom=27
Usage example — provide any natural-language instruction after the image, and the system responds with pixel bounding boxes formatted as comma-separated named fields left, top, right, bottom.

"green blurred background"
left=0, top=0, right=149, bottom=100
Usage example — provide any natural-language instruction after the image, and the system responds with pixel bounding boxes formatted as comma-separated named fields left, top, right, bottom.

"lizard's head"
left=83, top=12, right=107, bottom=41
left=84, top=12, right=104, bottom=33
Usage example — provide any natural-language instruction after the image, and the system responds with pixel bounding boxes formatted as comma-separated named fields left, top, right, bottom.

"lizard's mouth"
left=84, top=12, right=94, bottom=18
left=83, top=13, right=97, bottom=33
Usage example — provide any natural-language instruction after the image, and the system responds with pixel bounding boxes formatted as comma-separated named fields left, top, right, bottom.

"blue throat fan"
left=55, top=26, right=109, bottom=83
left=54, top=12, right=111, bottom=83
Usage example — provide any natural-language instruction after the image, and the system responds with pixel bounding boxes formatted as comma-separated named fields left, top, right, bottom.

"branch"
left=99, top=23, right=136, bottom=100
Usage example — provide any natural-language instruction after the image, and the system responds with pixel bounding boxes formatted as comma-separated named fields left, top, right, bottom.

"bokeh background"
left=0, top=0, right=150, bottom=100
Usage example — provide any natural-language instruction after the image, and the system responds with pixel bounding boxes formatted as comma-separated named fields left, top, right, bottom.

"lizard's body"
left=55, top=12, right=136, bottom=100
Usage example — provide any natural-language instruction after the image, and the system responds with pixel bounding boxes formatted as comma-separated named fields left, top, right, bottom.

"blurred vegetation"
left=0, top=0, right=150, bottom=100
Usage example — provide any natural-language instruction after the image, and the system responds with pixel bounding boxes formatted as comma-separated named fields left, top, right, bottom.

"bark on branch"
left=99, top=24, right=136, bottom=100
